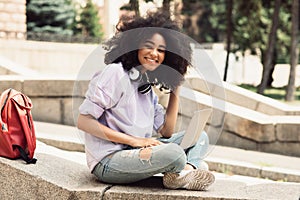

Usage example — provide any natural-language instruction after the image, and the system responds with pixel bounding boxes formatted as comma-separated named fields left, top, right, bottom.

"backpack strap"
left=0, top=88, right=12, bottom=132
left=13, top=145, right=37, bottom=164
left=12, top=93, right=36, bottom=160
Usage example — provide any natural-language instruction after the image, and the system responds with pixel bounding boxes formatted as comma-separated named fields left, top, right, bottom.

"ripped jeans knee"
left=139, top=147, right=152, bottom=163
left=93, top=143, right=186, bottom=184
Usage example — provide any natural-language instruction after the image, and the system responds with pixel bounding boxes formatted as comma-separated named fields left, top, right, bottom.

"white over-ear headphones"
left=138, top=83, right=152, bottom=94
left=128, top=67, right=152, bottom=95
left=129, top=67, right=142, bottom=82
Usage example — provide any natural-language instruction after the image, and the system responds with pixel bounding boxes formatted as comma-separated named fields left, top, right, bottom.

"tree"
left=75, top=0, right=103, bottom=38
left=121, top=0, right=172, bottom=17
left=232, top=1, right=293, bottom=89
left=130, top=0, right=140, bottom=16
left=181, top=0, right=226, bottom=43
left=285, top=0, right=299, bottom=101
left=26, top=0, right=76, bottom=35
left=120, top=0, right=140, bottom=16
left=162, top=0, right=171, bottom=16
left=257, top=0, right=281, bottom=94
left=233, top=1, right=266, bottom=54
left=223, top=0, right=233, bottom=81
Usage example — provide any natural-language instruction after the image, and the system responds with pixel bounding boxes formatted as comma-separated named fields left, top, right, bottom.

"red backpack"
left=0, top=88, right=37, bottom=164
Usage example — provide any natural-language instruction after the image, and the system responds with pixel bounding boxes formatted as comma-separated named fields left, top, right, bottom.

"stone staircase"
left=34, top=121, right=300, bottom=183
left=1, top=70, right=300, bottom=199
left=184, top=68, right=300, bottom=115
left=1, top=131, right=300, bottom=200
left=0, top=75, right=299, bottom=157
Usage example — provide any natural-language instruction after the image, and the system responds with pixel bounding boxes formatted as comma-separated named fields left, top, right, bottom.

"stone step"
left=174, top=87, right=300, bottom=157
left=1, top=77, right=299, bottom=158
left=207, top=146, right=300, bottom=183
left=34, top=121, right=300, bottom=183
left=0, top=55, right=39, bottom=76
left=0, top=141, right=108, bottom=199
left=185, top=68, right=300, bottom=115
left=1, top=141, right=299, bottom=200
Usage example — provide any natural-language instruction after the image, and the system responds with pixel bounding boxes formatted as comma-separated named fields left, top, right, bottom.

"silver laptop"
left=180, top=108, right=212, bottom=149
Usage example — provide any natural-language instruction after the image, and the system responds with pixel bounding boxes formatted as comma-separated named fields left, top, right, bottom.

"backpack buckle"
left=1, top=123, right=7, bottom=132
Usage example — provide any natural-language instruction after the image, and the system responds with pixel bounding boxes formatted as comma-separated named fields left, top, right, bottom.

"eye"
left=158, top=48, right=165, bottom=53
left=143, top=43, right=153, bottom=49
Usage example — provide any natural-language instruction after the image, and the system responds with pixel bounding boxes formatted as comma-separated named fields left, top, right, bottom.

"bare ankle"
left=184, top=164, right=194, bottom=170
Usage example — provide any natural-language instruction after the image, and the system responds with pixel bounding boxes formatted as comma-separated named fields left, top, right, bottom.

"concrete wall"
left=0, top=76, right=86, bottom=126
left=193, top=44, right=300, bottom=87
left=0, top=39, right=99, bottom=77
left=1, top=77, right=299, bottom=158
left=1, top=39, right=299, bottom=87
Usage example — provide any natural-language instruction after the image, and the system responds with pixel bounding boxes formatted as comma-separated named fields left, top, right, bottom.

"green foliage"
left=239, top=84, right=300, bottom=101
left=232, top=1, right=269, bottom=54
left=181, top=0, right=296, bottom=65
left=73, top=0, right=103, bottom=39
left=204, top=0, right=227, bottom=42
left=227, top=0, right=296, bottom=65
left=276, top=0, right=292, bottom=64
left=26, top=0, right=76, bottom=35
left=181, top=0, right=227, bottom=43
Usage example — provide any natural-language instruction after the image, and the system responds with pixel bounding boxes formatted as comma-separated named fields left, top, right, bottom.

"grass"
left=255, top=161, right=274, bottom=167
left=238, top=84, right=300, bottom=105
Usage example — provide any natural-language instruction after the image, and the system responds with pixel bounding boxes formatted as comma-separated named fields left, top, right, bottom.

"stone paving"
left=1, top=139, right=300, bottom=200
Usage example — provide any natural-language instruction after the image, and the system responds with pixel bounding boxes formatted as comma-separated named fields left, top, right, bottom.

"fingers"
left=133, top=137, right=163, bottom=148
left=144, top=138, right=163, bottom=147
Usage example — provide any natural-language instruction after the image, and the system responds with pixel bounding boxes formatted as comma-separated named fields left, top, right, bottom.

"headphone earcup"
left=138, top=83, right=152, bottom=95
left=129, top=67, right=142, bottom=81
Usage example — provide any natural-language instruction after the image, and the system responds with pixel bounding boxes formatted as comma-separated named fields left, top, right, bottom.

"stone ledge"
left=0, top=142, right=109, bottom=199
left=1, top=141, right=300, bottom=200
left=0, top=56, right=39, bottom=76
left=35, top=121, right=84, bottom=152
left=1, top=78, right=300, bottom=156
left=105, top=178, right=300, bottom=200
left=34, top=121, right=300, bottom=183
left=178, top=87, right=300, bottom=145
left=207, top=158, right=300, bottom=183
left=185, top=72, right=300, bottom=115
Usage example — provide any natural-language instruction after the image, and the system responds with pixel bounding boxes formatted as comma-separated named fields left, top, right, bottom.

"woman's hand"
left=130, top=137, right=163, bottom=148
left=159, top=87, right=180, bottom=138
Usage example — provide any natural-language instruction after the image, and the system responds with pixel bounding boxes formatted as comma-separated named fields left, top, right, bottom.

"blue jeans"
left=92, top=131, right=209, bottom=184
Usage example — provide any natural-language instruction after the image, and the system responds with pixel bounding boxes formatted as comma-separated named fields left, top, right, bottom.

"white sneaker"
left=163, top=169, right=215, bottom=190
left=199, top=161, right=209, bottom=171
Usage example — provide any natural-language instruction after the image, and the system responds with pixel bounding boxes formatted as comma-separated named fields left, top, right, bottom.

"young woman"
left=77, top=11, right=215, bottom=190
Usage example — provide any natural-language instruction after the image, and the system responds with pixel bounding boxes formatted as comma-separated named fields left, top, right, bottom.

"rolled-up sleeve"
left=153, top=94, right=166, bottom=132
left=79, top=64, right=123, bottom=119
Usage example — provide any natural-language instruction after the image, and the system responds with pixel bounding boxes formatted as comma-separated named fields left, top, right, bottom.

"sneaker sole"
left=163, top=169, right=215, bottom=191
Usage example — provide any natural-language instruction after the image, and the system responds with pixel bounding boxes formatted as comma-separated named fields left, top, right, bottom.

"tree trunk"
left=257, top=0, right=281, bottom=94
left=223, top=0, right=233, bottom=81
left=267, top=51, right=277, bottom=87
left=285, top=0, right=299, bottom=101
left=163, top=0, right=171, bottom=16
left=130, top=0, right=140, bottom=17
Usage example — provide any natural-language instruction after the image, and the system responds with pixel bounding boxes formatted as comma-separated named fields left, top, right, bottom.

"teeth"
left=146, top=58, right=156, bottom=63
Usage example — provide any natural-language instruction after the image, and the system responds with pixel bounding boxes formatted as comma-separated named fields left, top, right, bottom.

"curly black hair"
left=103, top=11, right=192, bottom=91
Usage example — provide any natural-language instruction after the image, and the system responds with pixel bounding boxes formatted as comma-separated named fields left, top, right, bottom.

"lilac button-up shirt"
left=79, top=63, right=165, bottom=172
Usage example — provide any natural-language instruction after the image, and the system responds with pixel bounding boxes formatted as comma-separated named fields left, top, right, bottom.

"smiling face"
left=138, top=33, right=166, bottom=73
